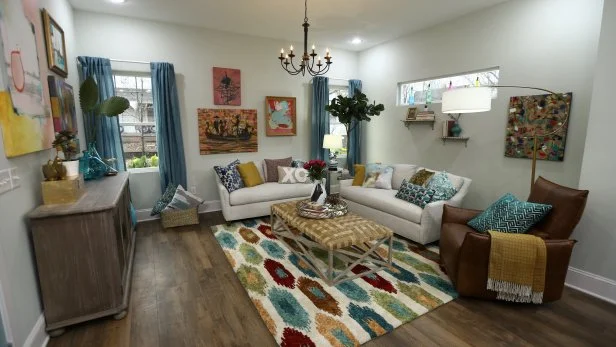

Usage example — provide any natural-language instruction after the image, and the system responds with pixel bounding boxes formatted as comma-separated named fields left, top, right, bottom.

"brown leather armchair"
left=440, top=177, right=589, bottom=302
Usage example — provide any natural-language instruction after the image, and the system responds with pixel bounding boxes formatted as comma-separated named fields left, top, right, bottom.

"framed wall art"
left=213, top=67, right=241, bottom=106
left=48, top=76, right=77, bottom=133
left=406, top=107, right=418, bottom=120
left=42, top=9, right=68, bottom=77
left=265, top=96, right=296, bottom=136
left=197, top=108, right=257, bottom=155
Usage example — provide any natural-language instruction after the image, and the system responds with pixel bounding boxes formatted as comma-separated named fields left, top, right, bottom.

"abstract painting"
left=505, top=92, right=572, bottom=161
left=42, top=9, right=67, bottom=77
left=265, top=96, right=296, bottom=136
left=48, top=76, right=77, bottom=133
left=213, top=67, right=241, bottom=106
left=198, top=108, right=257, bottom=155
left=0, top=0, right=54, bottom=157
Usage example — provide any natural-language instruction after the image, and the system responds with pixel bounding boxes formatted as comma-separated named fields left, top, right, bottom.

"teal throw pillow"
left=468, top=193, right=552, bottom=233
left=151, top=183, right=178, bottom=216
left=395, top=180, right=436, bottom=208
left=426, top=171, right=457, bottom=201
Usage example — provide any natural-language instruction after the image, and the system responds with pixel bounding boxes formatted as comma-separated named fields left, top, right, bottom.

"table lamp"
left=323, top=134, right=343, bottom=195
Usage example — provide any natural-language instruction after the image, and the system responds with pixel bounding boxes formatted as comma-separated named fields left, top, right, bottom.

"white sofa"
left=216, top=160, right=313, bottom=221
left=340, top=164, right=471, bottom=245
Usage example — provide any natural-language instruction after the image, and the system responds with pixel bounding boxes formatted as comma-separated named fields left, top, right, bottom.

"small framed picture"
left=406, top=107, right=418, bottom=120
left=42, top=9, right=68, bottom=77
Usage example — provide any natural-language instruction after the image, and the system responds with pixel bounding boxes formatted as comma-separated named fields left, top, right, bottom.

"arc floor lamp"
left=442, top=86, right=571, bottom=188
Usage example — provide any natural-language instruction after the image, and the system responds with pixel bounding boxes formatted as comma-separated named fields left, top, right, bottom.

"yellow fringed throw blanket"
left=487, top=231, right=546, bottom=304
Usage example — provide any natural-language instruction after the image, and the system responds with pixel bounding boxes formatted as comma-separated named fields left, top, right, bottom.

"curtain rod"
left=309, top=77, right=350, bottom=84
left=109, top=58, right=150, bottom=65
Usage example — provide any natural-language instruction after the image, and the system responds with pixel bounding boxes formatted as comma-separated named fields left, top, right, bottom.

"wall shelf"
left=441, top=136, right=470, bottom=147
left=401, top=119, right=435, bottom=130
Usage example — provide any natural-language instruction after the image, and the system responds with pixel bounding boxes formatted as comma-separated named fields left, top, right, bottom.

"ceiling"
left=69, top=0, right=509, bottom=51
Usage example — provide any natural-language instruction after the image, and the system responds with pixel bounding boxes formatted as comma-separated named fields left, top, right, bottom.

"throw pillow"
left=395, top=180, right=436, bottom=208
left=374, top=166, right=394, bottom=190
left=291, top=159, right=306, bottom=168
left=151, top=184, right=178, bottom=216
left=165, top=185, right=204, bottom=210
left=237, top=162, right=264, bottom=187
left=426, top=171, right=458, bottom=201
left=409, top=169, right=435, bottom=187
left=362, top=163, right=384, bottom=188
left=468, top=193, right=552, bottom=233
left=263, top=157, right=293, bottom=182
left=214, top=159, right=244, bottom=193
left=278, top=167, right=311, bottom=184
left=352, top=164, right=366, bottom=186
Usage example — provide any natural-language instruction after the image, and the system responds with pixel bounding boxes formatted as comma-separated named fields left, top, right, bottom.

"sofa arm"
left=215, top=176, right=231, bottom=208
left=442, top=205, right=482, bottom=224
left=340, top=179, right=354, bottom=188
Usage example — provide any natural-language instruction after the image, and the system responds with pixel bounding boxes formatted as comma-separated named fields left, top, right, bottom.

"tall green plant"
left=79, top=76, right=130, bottom=142
left=324, top=92, right=385, bottom=136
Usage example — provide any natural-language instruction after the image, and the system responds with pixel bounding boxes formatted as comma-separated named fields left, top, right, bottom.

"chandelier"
left=278, top=0, right=332, bottom=76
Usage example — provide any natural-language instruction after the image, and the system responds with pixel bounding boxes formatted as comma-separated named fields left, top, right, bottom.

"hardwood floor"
left=48, top=212, right=616, bottom=347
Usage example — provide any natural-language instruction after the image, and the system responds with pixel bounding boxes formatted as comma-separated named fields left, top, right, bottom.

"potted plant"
left=78, top=76, right=130, bottom=179
left=324, top=92, right=384, bottom=168
left=52, top=130, right=80, bottom=176
left=303, top=159, right=328, bottom=205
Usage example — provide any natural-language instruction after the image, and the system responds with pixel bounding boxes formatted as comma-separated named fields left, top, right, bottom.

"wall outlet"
left=0, top=169, right=10, bottom=195
left=9, top=167, right=20, bottom=189
left=189, top=186, right=197, bottom=194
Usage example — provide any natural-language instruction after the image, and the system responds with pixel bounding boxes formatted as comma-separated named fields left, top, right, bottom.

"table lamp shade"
left=323, top=134, right=343, bottom=149
left=442, top=87, right=492, bottom=114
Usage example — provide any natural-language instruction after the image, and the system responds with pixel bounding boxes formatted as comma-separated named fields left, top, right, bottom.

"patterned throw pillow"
left=426, top=171, right=458, bottom=201
left=164, top=185, right=204, bottom=211
left=468, top=193, right=552, bottom=233
left=214, top=159, right=244, bottom=193
left=278, top=167, right=311, bottom=184
left=291, top=159, right=306, bottom=168
left=151, top=184, right=178, bottom=215
left=409, top=169, right=435, bottom=187
left=263, top=157, right=293, bottom=182
left=374, top=166, right=394, bottom=190
left=395, top=180, right=436, bottom=208
left=362, top=163, right=384, bottom=188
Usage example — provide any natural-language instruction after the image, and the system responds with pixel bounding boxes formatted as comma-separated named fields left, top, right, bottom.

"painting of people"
left=198, top=108, right=257, bottom=154
left=213, top=67, right=241, bottom=106
left=265, top=96, right=296, bottom=136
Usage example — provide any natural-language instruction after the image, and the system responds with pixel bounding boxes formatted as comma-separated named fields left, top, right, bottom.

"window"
left=113, top=73, right=158, bottom=170
left=398, top=68, right=500, bottom=106
left=329, top=86, right=348, bottom=156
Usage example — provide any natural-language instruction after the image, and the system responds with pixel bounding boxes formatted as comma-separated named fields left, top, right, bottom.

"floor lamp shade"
left=442, top=87, right=492, bottom=114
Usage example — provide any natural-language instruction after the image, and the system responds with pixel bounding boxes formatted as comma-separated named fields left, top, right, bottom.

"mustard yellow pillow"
left=237, top=162, right=263, bottom=187
left=352, top=164, right=365, bottom=186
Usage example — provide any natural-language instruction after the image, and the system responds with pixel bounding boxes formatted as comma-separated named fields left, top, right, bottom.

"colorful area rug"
left=212, top=218, right=458, bottom=346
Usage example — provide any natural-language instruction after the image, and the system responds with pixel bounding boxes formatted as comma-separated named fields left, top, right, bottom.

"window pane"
left=113, top=73, right=158, bottom=170
left=328, top=86, right=349, bottom=152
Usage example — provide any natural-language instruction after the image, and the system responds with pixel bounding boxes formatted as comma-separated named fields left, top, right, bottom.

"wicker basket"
left=161, top=207, right=199, bottom=229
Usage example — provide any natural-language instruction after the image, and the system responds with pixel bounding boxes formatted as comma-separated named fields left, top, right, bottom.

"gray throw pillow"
left=164, top=185, right=204, bottom=211
left=263, top=157, right=293, bottom=182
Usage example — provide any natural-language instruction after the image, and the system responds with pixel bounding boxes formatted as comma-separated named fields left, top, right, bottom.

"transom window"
left=113, top=73, right=158, bottom=170
left=329, top=86, right=348, bottom=154
left=398, top=68, right=500, bottom=106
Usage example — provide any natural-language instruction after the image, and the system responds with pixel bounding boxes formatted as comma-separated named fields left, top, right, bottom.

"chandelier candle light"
left=278, top=0, right=332, bottom=76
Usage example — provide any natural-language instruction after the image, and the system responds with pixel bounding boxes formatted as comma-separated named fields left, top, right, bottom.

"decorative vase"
left=79, top=143, right=114, bottom=181
left=62, top=160, right=80, bottom=178
left=451, top=122, right=462, bottom=137
left=310, top=178, right=327, bottom=205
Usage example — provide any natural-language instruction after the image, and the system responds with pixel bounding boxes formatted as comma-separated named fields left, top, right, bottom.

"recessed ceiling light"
left=351, top=37, right=363, bottom=45
left=109, top=0, right=126, bottom=4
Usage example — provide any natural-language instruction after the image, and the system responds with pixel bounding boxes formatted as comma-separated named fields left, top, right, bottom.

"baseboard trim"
left=136, top=200, right=222, bottom=222
left=565, top=267, right=616, bottom=305
left=23, top=314, right=48, bottom=347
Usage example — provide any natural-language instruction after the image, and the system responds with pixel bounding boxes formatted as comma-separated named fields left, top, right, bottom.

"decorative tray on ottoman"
left=296, top=198, right=348, bottom=219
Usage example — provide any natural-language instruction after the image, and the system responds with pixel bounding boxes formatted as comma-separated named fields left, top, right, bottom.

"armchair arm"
left=442, top=205, right=482, bottom=224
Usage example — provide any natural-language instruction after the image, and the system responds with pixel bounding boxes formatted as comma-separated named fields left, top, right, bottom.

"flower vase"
left=79, top=143, right=115, bottom=181
left=451, top=122, right=462, bottom=137
left=310, top=178, right=328, bottom=205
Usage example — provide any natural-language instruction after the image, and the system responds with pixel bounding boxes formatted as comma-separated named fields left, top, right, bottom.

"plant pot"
left=62, top=160, right=80, bottom=178
left=310, top=178, right=328, bottom=205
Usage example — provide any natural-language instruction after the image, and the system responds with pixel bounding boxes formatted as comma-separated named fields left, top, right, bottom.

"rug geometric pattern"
left=212, top=218, right=458, bottom=346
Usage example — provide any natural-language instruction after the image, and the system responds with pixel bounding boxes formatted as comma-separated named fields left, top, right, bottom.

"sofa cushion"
left=229, top=182, right=313, bottom=206
left=238, top=162, right=264, bottom=187
left=278, top=166, right=310, bottom=184
left=263, top=157, right=293, bottom=182
left=419, top=167, right=465, bottom=191
left=375, top=166, right=394, bottom=190
left=214, top=159, right=244, bottom=193
left=410, top=169, right=435, bottom=187
left=468, top=193, right=552, bottom=233
left=352, top=164, right=365, bottom=186
left=395, top=180, right=436, bottom=208
left=340, top=185, right=423, bottom=224
left=426, top=172, right=457, bottom=201
left=392, top=164, right=418, bottom=190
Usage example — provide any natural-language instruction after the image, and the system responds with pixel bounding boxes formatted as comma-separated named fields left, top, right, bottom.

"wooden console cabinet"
left=28, top=172, right=136, bottom=336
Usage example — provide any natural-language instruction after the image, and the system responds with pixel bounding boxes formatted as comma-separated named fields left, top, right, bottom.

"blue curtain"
left=151, top=62, right=187, bottom=191
left=78, top=56, right=125, bottom=171
left=347, top=79, right=363, bottom=175
left=311, top=76, right=329, bottom=160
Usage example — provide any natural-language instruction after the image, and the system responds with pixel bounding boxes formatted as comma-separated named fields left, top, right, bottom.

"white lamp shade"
left=322, top=134, right=343, bottom=149
left=442, top=87, right=492, bottom=114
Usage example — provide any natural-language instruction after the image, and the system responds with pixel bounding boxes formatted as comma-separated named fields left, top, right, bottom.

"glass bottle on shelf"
left=426, top=83, right=433, bottom=105
left=408, top=87, right=415, bottom=105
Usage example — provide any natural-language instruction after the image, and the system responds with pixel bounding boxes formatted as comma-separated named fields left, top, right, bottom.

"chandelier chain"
left=304, top=0, right=309, bottom=23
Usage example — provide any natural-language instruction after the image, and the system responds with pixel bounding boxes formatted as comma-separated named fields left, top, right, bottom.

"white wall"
left=571, top=0, right=616, bottom=282
left=358, top=0, right=603, bottom=209
left=0, top=0, right=81, bottom=345
left=74, top=11, right=359, bottom=208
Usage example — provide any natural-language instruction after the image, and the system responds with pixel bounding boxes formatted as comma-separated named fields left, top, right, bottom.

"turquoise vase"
left=79, top=143, right=117, bottom=180
left=451, top=123, right=462, bottom=137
